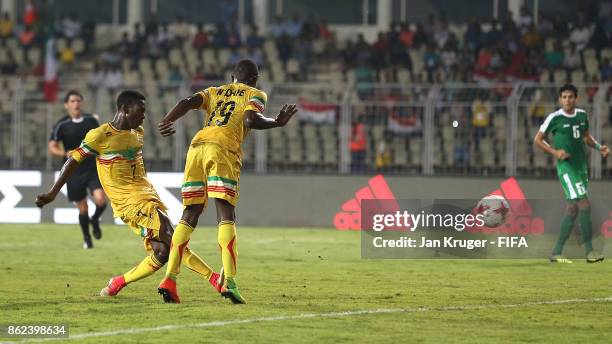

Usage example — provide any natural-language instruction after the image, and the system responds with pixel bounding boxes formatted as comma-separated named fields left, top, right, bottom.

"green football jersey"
left=539, top=108, right=589, bottom=171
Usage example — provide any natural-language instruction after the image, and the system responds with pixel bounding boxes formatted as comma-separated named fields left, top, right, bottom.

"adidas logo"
left=468, top=177, right=544, bottom=235
left=333, top=175, right=399, bottom=230
left=475, top=178, right=612, bottom=237
left=334, top=175, right=545, bottom=234
left=486, top=177, right=532, bottom=217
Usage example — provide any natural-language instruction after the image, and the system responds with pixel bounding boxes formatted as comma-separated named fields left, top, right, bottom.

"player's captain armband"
left=246, top=91, right=267, bottom=113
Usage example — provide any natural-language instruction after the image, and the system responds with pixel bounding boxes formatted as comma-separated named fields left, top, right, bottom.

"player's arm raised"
left=583, top=129, right=609, bottom=158
left=158, top=94, right=204, bottom=137
left=244, top=104, right=298, bottom=130
left=533, top=131, right=569, bottom=160
left=35, top=157, right=80, bottom=208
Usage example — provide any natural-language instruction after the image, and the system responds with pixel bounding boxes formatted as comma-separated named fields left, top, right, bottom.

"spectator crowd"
left=1, top=2, right=611, bottom=87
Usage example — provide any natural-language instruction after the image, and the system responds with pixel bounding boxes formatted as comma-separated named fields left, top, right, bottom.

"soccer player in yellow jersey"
left=157, top=59, right=297, bottom=304
left=36, top=90, right=222, bottom=299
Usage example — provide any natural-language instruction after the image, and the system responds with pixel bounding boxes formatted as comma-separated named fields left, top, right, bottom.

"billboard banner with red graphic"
left=2, top=171, right=611, bottom=238
left=351, top=176, right=611, bottom=258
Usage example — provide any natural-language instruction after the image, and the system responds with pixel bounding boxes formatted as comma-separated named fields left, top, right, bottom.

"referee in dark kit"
left=48, top=90, right=107, bottom=249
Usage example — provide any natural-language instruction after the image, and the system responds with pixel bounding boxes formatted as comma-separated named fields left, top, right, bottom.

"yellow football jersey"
left=70, top=123, right=166, bottom=218
left=191, top=82, right=267, bottom=153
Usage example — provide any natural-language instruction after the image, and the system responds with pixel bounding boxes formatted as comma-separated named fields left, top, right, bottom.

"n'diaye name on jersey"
left=191, top=82, right=267, bottom=156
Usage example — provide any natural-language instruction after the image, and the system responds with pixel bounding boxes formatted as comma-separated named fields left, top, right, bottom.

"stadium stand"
left=0, top=3, right=611, bottom=178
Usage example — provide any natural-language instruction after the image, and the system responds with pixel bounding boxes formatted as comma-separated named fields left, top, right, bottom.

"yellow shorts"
left=118, top=200, right=167, bottom=252
left=182, top=142, right=241, bottom=207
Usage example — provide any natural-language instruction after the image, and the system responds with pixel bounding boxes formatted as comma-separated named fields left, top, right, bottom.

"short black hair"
left=558, top=84, right=578, bottom=97
left=64, top=90, right=83, bottom=103
left=233, top=58, right=259, bottom=83
left=116, top=90, right=146, bottom=110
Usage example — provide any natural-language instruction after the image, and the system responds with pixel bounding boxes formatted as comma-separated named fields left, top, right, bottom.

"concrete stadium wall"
left=1, top=171, right=610, bottom=227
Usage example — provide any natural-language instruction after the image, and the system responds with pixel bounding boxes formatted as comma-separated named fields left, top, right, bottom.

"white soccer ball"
left=476, top=195, right=510, bottom=228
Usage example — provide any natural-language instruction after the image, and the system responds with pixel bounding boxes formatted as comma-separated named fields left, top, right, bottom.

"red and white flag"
left=43, top=38, right=59, bottom=102
left=387, top=113, right=421, bottom=134
left=298, top=100, right=336, bottom=124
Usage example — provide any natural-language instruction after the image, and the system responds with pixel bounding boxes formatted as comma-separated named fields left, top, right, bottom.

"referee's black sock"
left=91, top=204, right=106, bottom=240
left=79, top=213, right=92, bottom=245
left=92, top=203, right=107, bottom=221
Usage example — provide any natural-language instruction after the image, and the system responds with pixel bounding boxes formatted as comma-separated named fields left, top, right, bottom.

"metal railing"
left=1, top=77, right=610, bottom=179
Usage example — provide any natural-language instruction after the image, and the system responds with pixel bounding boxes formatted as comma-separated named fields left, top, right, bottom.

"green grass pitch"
left=1, top=224, right=611, bottom=343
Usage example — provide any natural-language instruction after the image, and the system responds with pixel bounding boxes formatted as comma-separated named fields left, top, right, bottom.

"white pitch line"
left=3, top=296, right=611, bottom=343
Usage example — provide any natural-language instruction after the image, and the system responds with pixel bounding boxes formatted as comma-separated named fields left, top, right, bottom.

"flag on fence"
left=43, top=37, right=59, bottom=102
left=387, top=113, right=421, bottom=134
left=298, top=100, right=337, bottom=124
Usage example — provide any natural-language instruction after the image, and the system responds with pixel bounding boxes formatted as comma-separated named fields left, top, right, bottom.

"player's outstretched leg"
left=158, top=206, right=202, bottom=303
left=183, top=247, right=223, bottom=293
left=158, top=220, right=193, bottom=303
left=577, top=199, right=604, bottom=263
left=101, top=240, right=167, bottom=296
left=550, top=203, right=576, bottom=263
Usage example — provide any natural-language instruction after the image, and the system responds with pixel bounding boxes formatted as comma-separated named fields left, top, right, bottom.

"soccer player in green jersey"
left=534, top=84, right=609, bottom=263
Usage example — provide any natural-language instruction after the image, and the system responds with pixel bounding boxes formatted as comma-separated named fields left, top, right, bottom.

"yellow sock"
left=218, top=220, right=237, bottom=278
left=165, top=220, right=194, bottom=279
left=123, top=255, right=162, bottom=284
left=182, top=247, right=213, bottom=279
